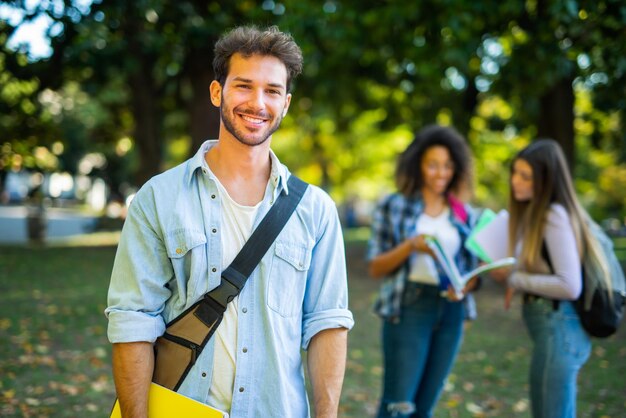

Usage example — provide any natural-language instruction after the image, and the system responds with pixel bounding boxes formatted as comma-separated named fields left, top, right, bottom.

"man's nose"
left=248, top=89, right=265, bottom=110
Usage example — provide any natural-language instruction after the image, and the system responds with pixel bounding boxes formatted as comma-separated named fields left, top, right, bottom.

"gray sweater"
left=508, top=203, right=582, bottom=300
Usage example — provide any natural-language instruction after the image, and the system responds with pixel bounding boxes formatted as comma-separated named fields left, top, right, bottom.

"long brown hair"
left=508, top=139, right=608, bottom=281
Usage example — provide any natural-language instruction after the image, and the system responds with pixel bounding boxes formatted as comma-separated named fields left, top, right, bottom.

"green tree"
left=2, top=0, right=624, bottom=218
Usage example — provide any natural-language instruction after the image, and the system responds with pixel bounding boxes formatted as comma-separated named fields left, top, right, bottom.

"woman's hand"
left=445, top=276, right=479, bottom=302
left=488, top=266, right=512, bottom=283
left=409, top=234, right=435, bottom=257
left=504, top=287, right=515, bottom=310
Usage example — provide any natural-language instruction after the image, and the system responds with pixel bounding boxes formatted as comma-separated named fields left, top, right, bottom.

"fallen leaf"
left=466, top=401, right=485, bottom=416
left=2, top=389, right=16, bottom=399
left=0, top=318, right=11, bottom=330
left=463, top=382, right=475, bottom=392
left=25, top=398, right=41, bottom=406
left=93, top=347, right=107, bottom=358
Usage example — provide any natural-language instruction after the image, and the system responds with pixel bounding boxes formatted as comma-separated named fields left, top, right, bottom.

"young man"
left=106, top=26, right=354, bottom=418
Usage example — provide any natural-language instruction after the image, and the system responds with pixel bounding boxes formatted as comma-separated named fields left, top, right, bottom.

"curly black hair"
left=395, top=124, right=472, bottom=196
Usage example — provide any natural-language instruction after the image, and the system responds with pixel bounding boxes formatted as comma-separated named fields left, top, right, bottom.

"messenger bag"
left=152, top=175, right=308, bottom=391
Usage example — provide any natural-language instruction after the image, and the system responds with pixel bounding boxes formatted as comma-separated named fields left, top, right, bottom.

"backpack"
left=577, top=221, right=626, bottom=337
left=544, top=220, right=626, bottom=338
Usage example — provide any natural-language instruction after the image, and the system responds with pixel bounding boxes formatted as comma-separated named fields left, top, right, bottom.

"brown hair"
left=213, top=25, right=303, bottom=93
left=508, top=139, right=608, bottom=281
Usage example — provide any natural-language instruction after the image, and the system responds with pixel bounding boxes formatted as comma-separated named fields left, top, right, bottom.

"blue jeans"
left=377, top=282, right=465, bottom=418
left=523, top=298, right=591, bottom=418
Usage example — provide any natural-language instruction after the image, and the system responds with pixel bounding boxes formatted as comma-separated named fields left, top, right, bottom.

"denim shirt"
left=367, top=192, right=478, bottom=321
left=106, top=140, right=354, bottom=418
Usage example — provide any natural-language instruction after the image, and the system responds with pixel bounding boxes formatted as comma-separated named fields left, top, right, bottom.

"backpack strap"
left=539, top=241, right=561, bottom=311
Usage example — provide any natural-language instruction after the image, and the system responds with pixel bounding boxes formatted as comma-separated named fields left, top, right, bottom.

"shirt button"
left=242, top=308, right=247, bottom=313
left=175, top=248, right=183, bottom=254
left=202, top=168, right=207, bottom=174
left=212, top=267, right=217, bottom=273
left=202, top=372, right=207, bottom=377
left=212, top=228, right=217, bottom=233
left=242, top=347, right=248, bottom=353
left=239, top=387, right=245, bottom=393
left=211, top=194, right=216, bottom=199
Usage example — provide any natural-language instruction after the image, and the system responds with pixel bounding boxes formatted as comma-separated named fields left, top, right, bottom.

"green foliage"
left=273, top=109, right=412, bottom=202
left=1, top=0, right=624, bottom=218
left=0, top=46, right=57, bottom=171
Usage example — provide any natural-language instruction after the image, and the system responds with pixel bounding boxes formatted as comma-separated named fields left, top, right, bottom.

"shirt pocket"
left=164, top=229, right=208, bottom=310
left=267, top=240, right=312, bottom=318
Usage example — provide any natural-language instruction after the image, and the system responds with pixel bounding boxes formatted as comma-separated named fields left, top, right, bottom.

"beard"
left=220, top=98, right=284, bottom=147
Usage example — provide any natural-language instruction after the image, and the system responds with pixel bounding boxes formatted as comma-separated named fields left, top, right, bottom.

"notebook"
left=110, top=382, right=228, bottom=418
left=464, top=209, right=510, bottom=263
left=426, top=235, right=516, bottom=297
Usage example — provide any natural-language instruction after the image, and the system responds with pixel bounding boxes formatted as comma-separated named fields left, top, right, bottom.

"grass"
left=0, top=245, right=116, bottom=417
left=1, top=237, right=625, bottom=418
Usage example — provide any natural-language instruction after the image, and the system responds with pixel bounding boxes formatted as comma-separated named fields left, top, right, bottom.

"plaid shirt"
left=367, top=192, right=478, bottom=321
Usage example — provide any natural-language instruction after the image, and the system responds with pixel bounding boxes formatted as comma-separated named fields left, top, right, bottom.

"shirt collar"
left=268, top=146, right=291, bottom=196
left=186, top=139, right=291, bottom=195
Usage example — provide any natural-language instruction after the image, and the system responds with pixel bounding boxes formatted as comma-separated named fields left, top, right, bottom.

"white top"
left=207, top=176, right=262, bottom=412
left=409, top=207, right=461, bottom=285
left=508, top=203, right=582, bottom=299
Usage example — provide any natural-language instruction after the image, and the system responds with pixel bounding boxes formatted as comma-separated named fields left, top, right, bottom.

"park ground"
left=0, top=231, right=625, bottom=417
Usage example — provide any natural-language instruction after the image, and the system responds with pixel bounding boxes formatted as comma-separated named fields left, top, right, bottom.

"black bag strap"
left=540, top=241, right=561, bottom=311
left=541, top=240, right=554, bottom=272
left=152, top=175, right=309, bottom=391
left=207, top=174, right=308, bottom=308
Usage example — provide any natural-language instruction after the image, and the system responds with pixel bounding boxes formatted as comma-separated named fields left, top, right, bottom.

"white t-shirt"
left=207, top=177, right=262, bottom=412
left=408, top=207, right=461, bottom=285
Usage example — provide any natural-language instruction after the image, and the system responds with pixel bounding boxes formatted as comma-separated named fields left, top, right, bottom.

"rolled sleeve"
left=301, top=308, right=354, bottom=350
left=106, top=310, right=166, bottom=343
left=301, top=191, right=354, bottom=349
left=105, top=186, right=174, bottom=343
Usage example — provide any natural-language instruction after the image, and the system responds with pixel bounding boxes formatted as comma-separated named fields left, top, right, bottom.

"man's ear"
left=209, top=80, right=222, bottom=107
left=282, top=93, right=292, bottom=117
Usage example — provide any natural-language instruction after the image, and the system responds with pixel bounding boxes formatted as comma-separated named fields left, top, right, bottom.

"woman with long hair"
left=367, top=125, right=479, bottom=418
left=496, top=139, right=609, bottom=418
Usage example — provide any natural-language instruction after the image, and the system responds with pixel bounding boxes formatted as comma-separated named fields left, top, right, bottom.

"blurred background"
left=1, top=0, right=625, bottom=244
left=1, top=1, right=625, bottom=417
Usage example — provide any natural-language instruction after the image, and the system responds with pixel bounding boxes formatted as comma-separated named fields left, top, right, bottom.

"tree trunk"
left=187, top=53, right=220, bottom=156
left=124, top=20, right=163, bottom=186
left=459, top=79, right=479, bottom=140
left=130, top=72, right=163, bottom=187
left=537, top=76, right=575, bottom=171
left=617, top=109, right=626, bottom=164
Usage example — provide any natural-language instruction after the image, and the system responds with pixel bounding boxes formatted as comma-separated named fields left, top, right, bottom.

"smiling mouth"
left=239, top=112, right=268, bottom=125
